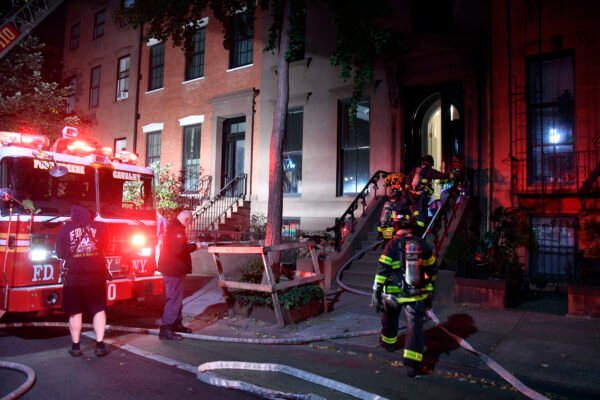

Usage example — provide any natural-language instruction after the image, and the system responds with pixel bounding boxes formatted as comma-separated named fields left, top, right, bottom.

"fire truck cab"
left=0, top=127, right=163, bottom=317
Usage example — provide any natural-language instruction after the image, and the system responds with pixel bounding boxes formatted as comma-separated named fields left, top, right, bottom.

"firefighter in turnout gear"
left=407, top=155, right=452, bottom=235
left=377, top=177, right=412, bottom=244
left=371, top=213, right=437, bottom=377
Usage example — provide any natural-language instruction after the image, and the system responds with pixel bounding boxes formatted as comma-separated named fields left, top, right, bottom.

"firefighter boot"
left=159, top=325, right=183, bottom=340
left=172, top=323, right=192, bottom=334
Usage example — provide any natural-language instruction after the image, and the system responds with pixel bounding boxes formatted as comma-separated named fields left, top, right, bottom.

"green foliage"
left=149, top=161, right=182, bottom=214
left=0, top=36, right=82, bottom=141
left=239, top=259, right=264, bottom=283
left=325, top=0, right=396, bottom=122
left=232, top=260, right=324, bottom=310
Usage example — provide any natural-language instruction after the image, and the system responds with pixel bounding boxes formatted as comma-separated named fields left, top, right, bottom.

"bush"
left=232, top=260, right=324, bottom=310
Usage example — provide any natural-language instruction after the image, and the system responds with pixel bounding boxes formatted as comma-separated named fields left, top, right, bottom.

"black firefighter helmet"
left=391, top=209, right=416, bottom=233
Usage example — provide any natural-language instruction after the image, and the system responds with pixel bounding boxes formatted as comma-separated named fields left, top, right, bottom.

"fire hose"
left=0, top=321, right=385, bottom=400
left=336, top=239, right=549, bottom=400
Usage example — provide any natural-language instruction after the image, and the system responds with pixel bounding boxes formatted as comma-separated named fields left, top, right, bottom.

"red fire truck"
left=0, top=127, right=163, bottom=317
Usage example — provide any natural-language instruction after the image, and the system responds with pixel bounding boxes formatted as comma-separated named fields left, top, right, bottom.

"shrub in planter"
left=231, top=261, right=325, bottom=323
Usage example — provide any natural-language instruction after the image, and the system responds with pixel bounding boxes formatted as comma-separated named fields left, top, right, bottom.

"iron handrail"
left=190, top=173, right=247, bottom=236
left=327, top=170, right=390, bottom=251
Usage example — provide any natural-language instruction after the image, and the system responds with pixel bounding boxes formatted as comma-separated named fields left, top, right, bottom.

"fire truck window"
left=97, top=169, right=154, bottom=219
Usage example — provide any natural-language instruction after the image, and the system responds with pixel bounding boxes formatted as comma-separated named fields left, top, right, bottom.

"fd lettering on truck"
left=0, top=127, right=163, bottom=317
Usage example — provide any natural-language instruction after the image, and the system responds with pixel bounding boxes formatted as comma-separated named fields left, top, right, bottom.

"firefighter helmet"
left=422, top=155, right=434, bottom=166
left=392, top=210, right=416, bottom=232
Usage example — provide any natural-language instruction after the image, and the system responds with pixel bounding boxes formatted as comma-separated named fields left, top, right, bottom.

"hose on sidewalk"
left=0, top=320, right=385, bottom=400
left=336, top=239, right=549, bottom=400
left=0, top=361, right=36, bottom=400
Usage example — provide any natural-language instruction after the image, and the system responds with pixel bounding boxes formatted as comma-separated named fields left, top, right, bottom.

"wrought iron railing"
left=327, top=170, right=390, bottom=251
left=189, top=173, right=247, bottom=236
left=511, top=150, right=600, bottom=196
left=179, top=175, right=212, bottom=211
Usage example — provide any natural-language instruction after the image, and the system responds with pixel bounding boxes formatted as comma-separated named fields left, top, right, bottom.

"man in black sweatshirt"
left=55, top=204, right=109, bottom=357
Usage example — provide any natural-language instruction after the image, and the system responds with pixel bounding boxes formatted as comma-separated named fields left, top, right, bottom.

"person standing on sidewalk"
left=371, top=214, right=437, bottom=377
left=157, top=210, right=201, bottom=340
left=56, top=204, right=109, bottom=357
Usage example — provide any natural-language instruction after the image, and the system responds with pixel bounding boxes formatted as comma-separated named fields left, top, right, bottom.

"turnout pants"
left=381, top=296, right=428, bottom=367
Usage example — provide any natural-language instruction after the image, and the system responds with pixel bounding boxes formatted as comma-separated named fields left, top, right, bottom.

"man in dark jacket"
left=55, top=204, right=109, bottom=357
left=157, top=210, right=200, bottom=340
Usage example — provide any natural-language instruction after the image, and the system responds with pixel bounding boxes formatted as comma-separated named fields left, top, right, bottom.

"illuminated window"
left=93, top=9, right=105, bottom=39
left=89, top=66, right=101, bottom=108
left=526, top=52, right=574, bottom=185
left=284, top=107, right=303, bottom=194
left=338, top=98, right=370, bottom=195
left=148, top=43, right=165, bottom=91
left=185, top=27, right=206, bottom=81
left=116, top=55, right=130, bottom=100
left=229, top=12, right=253, bottom=69
left=69, top=23, right=80, bottom=50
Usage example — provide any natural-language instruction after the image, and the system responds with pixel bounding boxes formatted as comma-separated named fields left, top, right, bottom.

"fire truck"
left=0, top=127, right=163, bottom=317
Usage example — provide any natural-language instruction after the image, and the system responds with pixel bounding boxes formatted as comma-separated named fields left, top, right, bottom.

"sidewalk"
left=181, top=275, right=600, bottom=399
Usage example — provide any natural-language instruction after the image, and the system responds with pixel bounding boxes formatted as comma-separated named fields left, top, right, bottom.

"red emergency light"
left=0, top=131, right=49, bottom=149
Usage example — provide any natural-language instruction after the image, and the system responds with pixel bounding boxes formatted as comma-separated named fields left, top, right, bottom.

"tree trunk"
left=265, top=0, right=290, bottom=256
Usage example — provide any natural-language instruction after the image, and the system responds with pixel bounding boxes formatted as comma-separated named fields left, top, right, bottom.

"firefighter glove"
left=371, top=286, right=384, bottom=313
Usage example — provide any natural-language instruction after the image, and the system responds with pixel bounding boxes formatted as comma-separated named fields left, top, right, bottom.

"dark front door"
left=222, top=116, right=245, bottom=194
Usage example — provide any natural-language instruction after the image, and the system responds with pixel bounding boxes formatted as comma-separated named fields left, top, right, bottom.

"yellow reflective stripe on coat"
left=374, top=275, right=387, bottom=284
left=403, top=349, right=423, bottom=362
left=379, top=255, right=393, bottom=265
left=384, top=285, right=401, bottom=294
left=390, top=261, right=401, bottom=269
left=423, top=255, right=436, bottom=266
left=396, top=293, right=429, bottom=303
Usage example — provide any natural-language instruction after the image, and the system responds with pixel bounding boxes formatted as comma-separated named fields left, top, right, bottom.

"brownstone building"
left=24, top=0, right=599, bottom=300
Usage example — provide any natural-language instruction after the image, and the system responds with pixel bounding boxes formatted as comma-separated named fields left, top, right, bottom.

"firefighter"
left=377, top=183, right=412, bottom=244
left=407, top=155, right=452, bottom=235
left=371, top=213, right=437, bottom=377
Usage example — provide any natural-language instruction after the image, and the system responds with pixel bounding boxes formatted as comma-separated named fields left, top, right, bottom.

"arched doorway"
left=404, top=84, right=464, bottom=181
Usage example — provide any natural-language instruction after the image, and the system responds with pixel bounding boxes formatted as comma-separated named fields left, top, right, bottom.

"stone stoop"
left=216, top=200, right=251, bottom=232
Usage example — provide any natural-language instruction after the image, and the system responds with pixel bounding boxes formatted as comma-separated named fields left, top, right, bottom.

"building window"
left=148, top=43, right=165, bottom=91
left=116, top=55, right=130, bottom=100
left=146, top=131, right=161, bottom=166
left=530, top=217, right=576, bottom=282
left=93, top=9, right=106, bottom=39
left=185, top=27, right=206, bottom=81
left=114, top=137, right=127, bottom=154
left=282, top=217, right=300, bottom=239
left=338, top=98, right=370, bottom=195
left=229, top=13, right=253, bottom=69
left=89, top=66, right=101, bottom=108
left=526, top=52, right=574, bottom=185
left=66, top=76, right=76, bottom=113
left=288, top=0, right=306, bottom=62
left=69, top=23, right=80, bottom=50
left=182, top=124, right=201, bottom=191
left=284, top=107, right=303, bottom=194
left=119, top=0, right=134, bottom=26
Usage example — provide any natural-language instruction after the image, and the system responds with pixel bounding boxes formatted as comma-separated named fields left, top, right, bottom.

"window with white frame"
left=185, top=27, right=206, bottom=81
left=116, top=55, right=130, bottom=100
left=338, top=98, right=370, bottom=195
left=148, top=43, right=165, bottom=91
left=89, top=66, right=101, bottom=108
left=229, top=12, right=253, bottom=69
left=182, top=124, right=201, bottom=191
left=146, top=131, right=161, bottom=166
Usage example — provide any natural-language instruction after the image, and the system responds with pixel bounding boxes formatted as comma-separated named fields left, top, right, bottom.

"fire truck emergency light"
left=62, top=126, right=79, bottom=138
left=0, top=131, right=49, bottom=149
